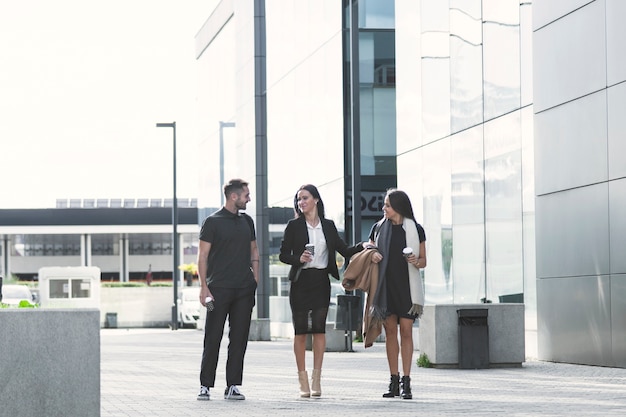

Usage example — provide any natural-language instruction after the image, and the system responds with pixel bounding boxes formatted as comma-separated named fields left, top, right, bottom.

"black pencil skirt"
left=289, top=268, right=330, bottom=335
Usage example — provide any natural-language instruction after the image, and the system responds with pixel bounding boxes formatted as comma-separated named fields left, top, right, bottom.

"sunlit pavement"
left=101, top=328, right=626, bottom=416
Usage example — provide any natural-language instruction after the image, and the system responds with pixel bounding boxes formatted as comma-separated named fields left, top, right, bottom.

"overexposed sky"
left=0, top=0, right=217, bottom=208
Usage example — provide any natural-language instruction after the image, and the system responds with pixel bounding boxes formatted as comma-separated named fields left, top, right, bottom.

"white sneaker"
left=197, top=385, right=210, bottom=401
left=224, top=385, right=245, bottom=400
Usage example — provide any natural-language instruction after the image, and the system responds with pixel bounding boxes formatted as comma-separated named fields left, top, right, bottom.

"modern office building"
left=0, top=198, right=200, bottom=283
left=194, top=0, right=624, bottom=367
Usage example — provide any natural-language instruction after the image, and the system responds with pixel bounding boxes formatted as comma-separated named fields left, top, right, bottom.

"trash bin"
left=457, top=308, right=489, bottom=369
left=334, top=294, right=361, bottom=331
left=105, top=312, right=118, bottom=329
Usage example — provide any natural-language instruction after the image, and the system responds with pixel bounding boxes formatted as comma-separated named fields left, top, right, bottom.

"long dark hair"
left=386, top=189, right=416, bottom=221
left=293, top=184, right=326, bottom=219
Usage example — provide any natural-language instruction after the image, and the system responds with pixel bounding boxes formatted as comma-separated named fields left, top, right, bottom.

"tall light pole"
left=219, top=121, right=236, bottom=206
left=156, top=121, right=179, bottom=330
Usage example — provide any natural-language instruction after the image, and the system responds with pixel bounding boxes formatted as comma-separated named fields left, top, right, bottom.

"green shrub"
left=417, top=353, right=432, bottom=368
left=18, top=300, right=37, bottom=308
left=0, top=301, right=38, bottom=309
left=101, top=282, right=147, bottom=288
left=101, top=281, right=173, bottom=288
left=149, top=282, right=173, bottom=287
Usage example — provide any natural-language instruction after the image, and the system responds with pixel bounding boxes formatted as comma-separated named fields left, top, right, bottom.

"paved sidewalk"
left=101, top=328, right=626, bottom=416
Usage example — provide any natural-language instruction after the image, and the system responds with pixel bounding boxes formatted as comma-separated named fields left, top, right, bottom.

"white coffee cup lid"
left=403, top=247, right=413, bottom=255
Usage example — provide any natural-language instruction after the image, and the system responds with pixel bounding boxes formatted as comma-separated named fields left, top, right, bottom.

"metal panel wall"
left=534, top=91, right=608, bottom=195
left=609, top=179, right=626, bottom=274
left=606, top=0, right=626, bottom=85
left=608, top=83, right=626, bottom=180
left=611, top=274, right=626, bottom=367
left=535, top=184, right=609, bottom=279
left=537, top=275, right=613, bottom=366
left=533, top=0, right=605, bottom=113
left=533, top=0, right=595, bottom=30
left=535, top=0, right=626, bottom=367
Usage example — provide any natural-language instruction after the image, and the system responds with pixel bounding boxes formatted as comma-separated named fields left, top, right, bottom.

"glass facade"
left=264, top=2, right=347, bottom=302
left=344, top=0, right=399, bottom=242
left=195, top=0, right=535, bottom=334
left=395, top=0, right=535, bottom=319
left=190, top=0, right=626, bottom=367
left=359, top=30, right=396, bottom=177
left=265, top=2, right=345, bottom=220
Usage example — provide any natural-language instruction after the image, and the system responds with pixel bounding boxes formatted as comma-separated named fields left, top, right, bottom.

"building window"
left=48, top=278, right=92, bottom=299
left=12, top=234, right=80, bottom=257
left=92, top=234, right=119, bottom=256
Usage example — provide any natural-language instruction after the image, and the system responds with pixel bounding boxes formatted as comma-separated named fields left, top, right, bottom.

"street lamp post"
left=156, top=121, right=179, bottom=330
left=219, top=121, right=236, bottom=206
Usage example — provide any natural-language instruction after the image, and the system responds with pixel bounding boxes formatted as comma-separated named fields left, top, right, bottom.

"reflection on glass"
left=265, top=35, right=344, bottom=209
left=483, top=21, right=520, bottom=120
left=395, top=1, right=422, bottom=153
left=520, top=2, right=533, bottom=107
left=450, top=35, right=483, bottom=132
left=264, top=5, right=344, bottom=286
left=483, top=0, right=520, bottom=119
left=359, top=0, right=395, bottom=29
left=450, top=3, right=483, bottom=132
left=360, top=30, right=396, bottom=175
left=71, top=279, right=91, bottom=298
left=397, top=0, right=530, bottom=307
left=420, top=138, right=453, bottom=304
left=484, top=112, right=523, bottom=300
left=421, top=0, right=451, bottom=142
left=422, top=59, right=451, bottom=142
left=49, top=279, right=69, bottom=299
left=451, top=127, right=485, bottom=303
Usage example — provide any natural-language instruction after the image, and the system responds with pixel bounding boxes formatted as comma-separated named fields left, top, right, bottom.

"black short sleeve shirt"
left=199, top=208, right=256, bottom=288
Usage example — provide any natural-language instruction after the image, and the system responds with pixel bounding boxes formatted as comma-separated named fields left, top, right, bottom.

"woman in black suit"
left=279, top=184, right=364, bottom=398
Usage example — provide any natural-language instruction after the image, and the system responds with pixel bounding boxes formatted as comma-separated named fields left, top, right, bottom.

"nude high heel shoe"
left=298, top=370, right=310, bottom=398
left=311, top=369, right=321, bottom=397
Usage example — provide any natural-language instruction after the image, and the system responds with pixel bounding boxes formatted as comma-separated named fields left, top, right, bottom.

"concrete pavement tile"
left=101, top=329, right=626, bottom=416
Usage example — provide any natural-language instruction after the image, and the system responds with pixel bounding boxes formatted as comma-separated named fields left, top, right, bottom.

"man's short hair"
left=224, top=179, right=249, bottom=199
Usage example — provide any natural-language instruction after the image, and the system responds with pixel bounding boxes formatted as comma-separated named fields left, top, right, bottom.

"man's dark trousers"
left=200, top=284, right=256, bottom=388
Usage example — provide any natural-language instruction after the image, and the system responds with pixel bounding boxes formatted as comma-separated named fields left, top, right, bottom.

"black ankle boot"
left=382, top=374, right=400, bottom=398
left=401, top=375, right=412, bottom=399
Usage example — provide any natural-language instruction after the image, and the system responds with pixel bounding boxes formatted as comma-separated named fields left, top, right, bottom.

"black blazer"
left=279, top=216, right=363, bottom=281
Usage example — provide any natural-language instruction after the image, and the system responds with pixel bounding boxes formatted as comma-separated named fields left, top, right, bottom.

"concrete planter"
left=419, top=304, right=525, bottom=368
left=0, top=308, right=100, bottom=417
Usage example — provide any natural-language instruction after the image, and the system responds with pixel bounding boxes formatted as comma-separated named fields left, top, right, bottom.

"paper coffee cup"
left=403, top=247, right=413, bottom=258
left=305, top=243, right=315, bottom=256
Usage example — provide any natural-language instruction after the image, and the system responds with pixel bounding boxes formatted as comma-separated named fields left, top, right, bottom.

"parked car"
left=1, top=284, right=36, bottom=307
left=178, top=287, right=202, bottom=328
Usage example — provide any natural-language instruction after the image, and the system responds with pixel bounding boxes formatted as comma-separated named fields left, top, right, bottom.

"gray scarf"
left=371, top=218, right=424, bottom=319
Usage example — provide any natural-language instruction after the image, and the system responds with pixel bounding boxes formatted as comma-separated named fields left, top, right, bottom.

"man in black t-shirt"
left=196, top=179, right=259, bottom=401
